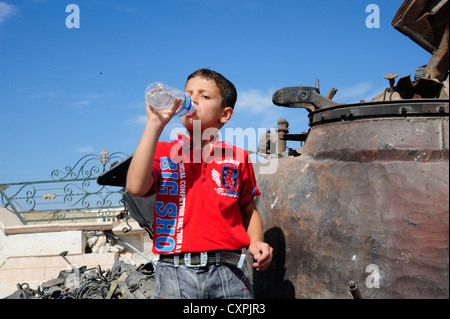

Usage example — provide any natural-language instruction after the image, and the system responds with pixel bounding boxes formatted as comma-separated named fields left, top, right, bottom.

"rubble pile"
left=4, top=261, right=155, bottom=299
left=85, top=231, right=125, bottom=254
left=85, top=230, right=157, bottom=266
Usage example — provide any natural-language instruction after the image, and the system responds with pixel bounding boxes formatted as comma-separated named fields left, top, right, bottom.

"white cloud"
left=126, top=100, right=145, bottom=109
left=69, top=93, right=115, bottom=108
left=362, top=86, right=387, bottom=102
left=333, top=82, right=391, bottom=103
left=134, top=114, right=147, bottom=124
left=99, top=3, right=140, bottom=16
left=231, top=88, right=285, bottom=131
left=235, top=88, right=274, bottom=114
left=28, top=90, right=114, bottom=108
left=70, top=100, right=91, bottom=108
left=334, top=82, right=374, bottom=103
left=28, top=90, right=60, bottom=99
left=124, top=114, right=146, bottom=126
left=76, top=146, right=94, bottom=153
left=0, top=2, right=17, bottom=24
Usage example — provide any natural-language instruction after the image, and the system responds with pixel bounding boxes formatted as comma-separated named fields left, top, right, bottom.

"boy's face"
left=182, top=76, right=233, bottom=135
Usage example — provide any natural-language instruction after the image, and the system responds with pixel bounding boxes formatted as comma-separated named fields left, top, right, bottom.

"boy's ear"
left=220, top=107, right=233, bottom=124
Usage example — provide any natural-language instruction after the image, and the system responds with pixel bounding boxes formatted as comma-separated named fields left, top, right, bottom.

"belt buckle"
left=184, top=252, right=208, bottom=267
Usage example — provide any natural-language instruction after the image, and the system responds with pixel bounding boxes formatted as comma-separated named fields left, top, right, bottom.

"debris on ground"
left=3, top=261, right=155, bottom=299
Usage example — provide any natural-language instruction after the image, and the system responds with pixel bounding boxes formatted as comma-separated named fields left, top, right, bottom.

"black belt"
left=159, top=250, right=245, bottom=268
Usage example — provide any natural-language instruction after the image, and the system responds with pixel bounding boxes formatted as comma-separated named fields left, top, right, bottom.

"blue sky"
left=0, top=0, right=431, bottom=183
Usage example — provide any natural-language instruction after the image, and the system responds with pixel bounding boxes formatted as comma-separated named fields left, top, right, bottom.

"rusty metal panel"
left=392, top=0, right=449, bottom=81
left=254, top=101, right=449, bottom=299
left=392, top=0, right=448, bottom=54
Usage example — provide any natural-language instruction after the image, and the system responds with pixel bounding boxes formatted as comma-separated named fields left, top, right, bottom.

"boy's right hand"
left=145, top=96, right=180, bottom=127
left=126, top=95, right=180, bottom=197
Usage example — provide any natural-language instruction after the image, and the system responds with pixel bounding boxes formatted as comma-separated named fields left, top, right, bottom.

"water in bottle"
left=145, top=81, right=196, bottom=117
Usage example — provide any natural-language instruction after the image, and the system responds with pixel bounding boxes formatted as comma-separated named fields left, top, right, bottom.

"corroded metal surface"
left=254, top=101, right=449, bottom=299
left=256, top=0, right=449, bottom=298
left=392, top=0, right=449, bottom=82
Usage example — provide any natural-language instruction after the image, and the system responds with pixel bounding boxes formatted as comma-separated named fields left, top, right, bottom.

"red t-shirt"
left=149, top=133, right=261, bottom=254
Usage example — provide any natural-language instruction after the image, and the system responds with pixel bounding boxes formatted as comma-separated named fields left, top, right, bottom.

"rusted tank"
left=253, top=0, right=449, bottom=299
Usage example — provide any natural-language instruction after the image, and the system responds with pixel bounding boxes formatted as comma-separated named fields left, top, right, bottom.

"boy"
left=126, top=69, right=272, bottom=299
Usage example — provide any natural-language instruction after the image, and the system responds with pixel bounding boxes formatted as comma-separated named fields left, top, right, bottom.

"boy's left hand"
left=249, top=241, right=273, bottom=271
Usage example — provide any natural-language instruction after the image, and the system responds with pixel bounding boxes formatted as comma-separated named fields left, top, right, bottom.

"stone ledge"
left=1, top=206, right=119, bottom=235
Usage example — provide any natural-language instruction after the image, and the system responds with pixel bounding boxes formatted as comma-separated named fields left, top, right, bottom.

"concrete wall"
left=1, top=230, right=85, bottom=258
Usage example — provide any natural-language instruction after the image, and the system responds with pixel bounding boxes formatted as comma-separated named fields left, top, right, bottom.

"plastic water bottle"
left=145, top=81, right=196, bottom=117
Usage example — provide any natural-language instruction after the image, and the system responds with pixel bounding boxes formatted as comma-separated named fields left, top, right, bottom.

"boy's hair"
left=187, top=69, right=237, bottom=109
